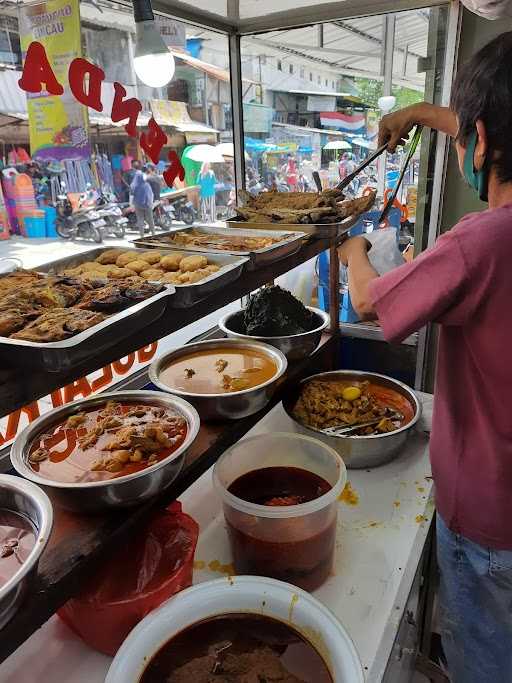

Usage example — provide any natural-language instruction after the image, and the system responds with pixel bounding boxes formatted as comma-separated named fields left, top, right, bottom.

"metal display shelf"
left=0, top=235, right=341, bottom=418
left=0, top=334, right=338, bottom=664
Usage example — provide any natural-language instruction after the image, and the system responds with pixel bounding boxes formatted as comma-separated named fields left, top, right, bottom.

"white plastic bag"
left=365, top=228, right=405, bottom=275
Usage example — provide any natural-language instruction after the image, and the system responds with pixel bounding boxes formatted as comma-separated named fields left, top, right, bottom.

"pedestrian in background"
left=197, top=162, right=217, bottom=223
left=130, top=169, right=154, bottom=238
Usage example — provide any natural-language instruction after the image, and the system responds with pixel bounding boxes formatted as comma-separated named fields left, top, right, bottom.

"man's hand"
left=379, top=102, right=458, bottom=152
left=379, top=106, right=417, bottom=152
left=339, top=236, right=371, bottom=267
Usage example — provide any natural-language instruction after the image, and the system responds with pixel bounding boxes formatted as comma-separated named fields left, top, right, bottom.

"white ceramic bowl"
left=106, top=576, right=364, bottom=683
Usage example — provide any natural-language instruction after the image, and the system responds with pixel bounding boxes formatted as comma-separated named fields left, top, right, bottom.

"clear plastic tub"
left=213, top=432, right=347, bottom=591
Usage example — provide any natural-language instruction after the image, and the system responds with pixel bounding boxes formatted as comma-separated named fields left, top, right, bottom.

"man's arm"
left=379, top=103, right=458, bottom=151
left=339, top=237, right=379, bottom=320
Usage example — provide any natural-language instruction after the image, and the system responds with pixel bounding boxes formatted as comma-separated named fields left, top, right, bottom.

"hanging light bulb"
left=132, top=0, right=175, bottom=88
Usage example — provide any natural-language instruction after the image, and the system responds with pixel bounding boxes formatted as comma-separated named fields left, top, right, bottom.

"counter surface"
left=1, top=394, right=434, bottom=683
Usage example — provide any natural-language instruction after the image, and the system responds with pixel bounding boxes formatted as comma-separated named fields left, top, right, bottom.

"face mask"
left=463, top=130, right=489, bottom=202
left=461, top=0, right=512, bottom=19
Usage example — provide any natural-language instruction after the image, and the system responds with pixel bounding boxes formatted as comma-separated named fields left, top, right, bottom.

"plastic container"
left=213, top=432, right=346, bottom=591
left=22, top=213, right=46, bottom=238
left=58, top=502, right=199, bottom=655
left=44, top=206, right=58, bottom=237
left=106, top=576, right=364, bottom=683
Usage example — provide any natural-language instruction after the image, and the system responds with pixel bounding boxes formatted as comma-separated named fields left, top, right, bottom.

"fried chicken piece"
left=95, top=249, right=125, bottom=265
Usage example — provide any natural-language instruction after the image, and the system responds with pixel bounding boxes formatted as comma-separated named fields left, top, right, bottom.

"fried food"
left=160, top=253, right=184, bottom=272
left=161, top=229, right=290, bottom=252
left=125, top=259, right=149, bottom=274
left=140, top=268, right=164, bottom=280
left=95, top=249, right=124, bottom=265
left=234, top=188, right=377, bottom=225
left=179, top=255, right=208, bottom=273
left=139, top=251, right=162, bottom=265
left=116, top=252, right=140, bottom=267
left=11, top=309, right=106, bottom=342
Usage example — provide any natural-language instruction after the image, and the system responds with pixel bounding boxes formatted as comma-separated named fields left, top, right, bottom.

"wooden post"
left=329, top=243, right=340, bottom=335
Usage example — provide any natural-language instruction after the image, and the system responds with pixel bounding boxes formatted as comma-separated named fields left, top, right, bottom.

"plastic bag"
left=365, top=227, right=405, bottom=275
left=58, top=502, right=199, bottom=656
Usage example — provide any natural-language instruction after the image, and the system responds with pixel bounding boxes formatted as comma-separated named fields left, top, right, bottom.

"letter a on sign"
left=69, top=58, right=105, bottom=112
left=18, top=41, right=64, bottom=95
left=111, top=82, right=142, bottom=138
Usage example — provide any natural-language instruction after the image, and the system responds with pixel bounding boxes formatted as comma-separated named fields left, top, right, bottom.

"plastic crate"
left=44, top=206, right=58, bottom=237
left=23, top=215, right=46, bottom=238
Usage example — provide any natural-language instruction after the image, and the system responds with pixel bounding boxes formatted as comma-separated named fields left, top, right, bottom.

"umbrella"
left=323, top=140, right=352, bottom=151
left=183, top=144, right=225, bottom=164
left=352, top=138, right=376, bottom=150
left=216, top=142, right=250, bottom=161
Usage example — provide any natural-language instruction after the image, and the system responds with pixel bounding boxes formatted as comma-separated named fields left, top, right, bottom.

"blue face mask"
left=462, top=130, right=489, bottom=202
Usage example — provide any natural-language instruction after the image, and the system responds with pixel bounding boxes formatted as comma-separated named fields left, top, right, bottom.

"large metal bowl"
left=218, top=307, right=329, bottom=362
left=282, top=371, right=421, bottom=469
left=0, top=474, right=53, bottom=628
left=10, top=391, right=200, bottom=513
left=149, top=339, right=288, bottom=421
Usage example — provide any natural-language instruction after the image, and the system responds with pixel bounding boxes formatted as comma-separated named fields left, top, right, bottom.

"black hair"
left=451, top=31, right=512, bottom=183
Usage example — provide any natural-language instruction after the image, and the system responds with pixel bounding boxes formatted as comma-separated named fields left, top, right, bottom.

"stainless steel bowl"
left=0, top=474, right=53, bottom=628
left=10, top=391, right=200, bottom=513
left=282, top=371, right=421, bottom=469
left=149, top=339, right=288, bottom=421
left=218, top=307, right=329, bottom=362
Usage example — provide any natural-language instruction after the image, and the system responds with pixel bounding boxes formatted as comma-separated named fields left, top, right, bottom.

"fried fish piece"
left=11, top=309, right=105, bottom=342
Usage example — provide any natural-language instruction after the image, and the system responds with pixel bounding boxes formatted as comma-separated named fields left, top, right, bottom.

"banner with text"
left=19, top=0, right=90, bottom=162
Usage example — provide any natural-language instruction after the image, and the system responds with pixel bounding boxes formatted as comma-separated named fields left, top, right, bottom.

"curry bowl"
left=10, top=391, right=200, bottom=513
left=282, top=370, right=421, bottom=469
left=105, top=576, right=364, bottom=683
left=149, top=339, right=287, bottom=421
left=0, top=474, right=53, bottom=628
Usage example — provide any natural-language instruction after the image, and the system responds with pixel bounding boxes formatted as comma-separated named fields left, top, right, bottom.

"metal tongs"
left=335, top=125, right=424, bottom=225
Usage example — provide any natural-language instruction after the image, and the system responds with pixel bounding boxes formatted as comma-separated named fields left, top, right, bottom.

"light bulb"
left=133, top=17, right=175, bottom=88
left=134, top=51, right=175, bottom=88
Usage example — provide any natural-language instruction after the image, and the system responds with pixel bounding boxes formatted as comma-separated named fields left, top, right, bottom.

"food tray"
left=38, top=245, right=248, bottom=311
left=0, top=249, right=174, bottom=373
left=227, top=214, right=360, bottom=238
left=131, top=226, right=306, bottom=270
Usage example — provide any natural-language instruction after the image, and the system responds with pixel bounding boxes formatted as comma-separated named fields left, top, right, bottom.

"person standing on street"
left=197, top=162, right=217, bottom=223
left=131, top=168, right=154, bottom=238
left=145, top=164, right=162, bottom=202
left=339, top=32, right=512, bottom=683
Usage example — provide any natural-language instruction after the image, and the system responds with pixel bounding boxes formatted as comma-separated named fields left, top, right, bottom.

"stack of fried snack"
left=234, top=188, right=376, bottom=225
left=0, top=269, right=164, bottom=343
left=61, top=249, right=221, bottom=286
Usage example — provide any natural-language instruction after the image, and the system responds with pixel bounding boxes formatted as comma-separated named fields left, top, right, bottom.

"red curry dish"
left=27, top=400, right=188, bottom=483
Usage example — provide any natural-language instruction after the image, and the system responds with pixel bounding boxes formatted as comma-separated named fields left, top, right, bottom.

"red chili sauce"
left=139, top=614, right=333, bottom=683
left=27, top=401, right=188, bottom=484
left=0, top=509, right=36, bottom=588
left=226, top=467, right=335, bottom=591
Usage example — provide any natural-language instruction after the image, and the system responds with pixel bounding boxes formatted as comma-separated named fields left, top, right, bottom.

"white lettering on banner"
left=0, top=343, right=158, bottom=449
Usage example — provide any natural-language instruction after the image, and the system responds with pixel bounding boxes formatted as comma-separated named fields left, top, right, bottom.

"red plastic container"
left=58, top=502, right=199, bottom=656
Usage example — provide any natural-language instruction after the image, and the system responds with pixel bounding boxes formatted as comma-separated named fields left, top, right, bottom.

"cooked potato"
left=139, top=251, right=162, bottom=265
left=108, top=266, right=133, bottom=279
left=141, top=268, right=164, bottom=280
left=179, top=255, right=208, bottom=273
left=96, top=249, right=124, bottom=265
left=116, top=252, right=140, bottom=267
left=125, top=259, right=149, bottom=274
left=160, top=272, right=181, bottom=284
left=160, top=253, right=184, bottom=272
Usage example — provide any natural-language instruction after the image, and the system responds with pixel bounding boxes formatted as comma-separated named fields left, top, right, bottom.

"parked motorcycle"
left=165, top=194, right=196, bottom=225
left=96, top=191, right=128, bottom=238
left=55, top=184, right=105, bottom=243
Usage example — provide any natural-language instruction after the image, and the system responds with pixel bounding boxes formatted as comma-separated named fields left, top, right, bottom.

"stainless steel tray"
left=227, top=215, right=359, bottom=238
left=0, top=248, right=174, bottom=372
left=39, top=245, right=248, bottom=312
left=131, top=226, right=305, bottom=270
left=164, top=251, right=249, bottom=308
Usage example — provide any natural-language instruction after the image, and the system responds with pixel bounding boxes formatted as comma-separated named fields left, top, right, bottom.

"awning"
left=150, top=99, right=218, bottom=137
left=171, top=49, right=256, bottom=84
